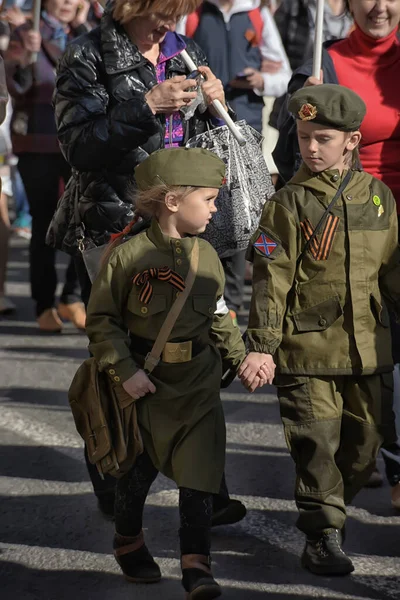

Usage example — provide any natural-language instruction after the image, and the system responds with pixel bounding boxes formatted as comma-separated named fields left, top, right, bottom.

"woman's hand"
left=238, top=352, right=276, bottom=392
left=304, top=70, right=323, bottom=87
left=70, top=0, right=91, bottom=29
left=6, top=29, right=42, bottom=68
left=145, top=76, right=199, bottom=115
left=20, top=29, right=42, bottom=54
left=122, top=369, right=156, bottom=400
left=198, top=65, right=227, bottom=112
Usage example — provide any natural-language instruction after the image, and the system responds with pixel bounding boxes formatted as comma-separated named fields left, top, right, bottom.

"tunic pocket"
left=370, top=292, right=390, bottom=328
left=127, top=294, right=166, bottom=317
left=193, top=295, right=216, bottom=317
left=293, top=296, right=343, bottom=333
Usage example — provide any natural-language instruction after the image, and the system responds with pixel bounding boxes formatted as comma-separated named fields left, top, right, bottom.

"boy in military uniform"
left=85, top=147, right=246, bottom=599
left=240, top=85, right=400, bottom=575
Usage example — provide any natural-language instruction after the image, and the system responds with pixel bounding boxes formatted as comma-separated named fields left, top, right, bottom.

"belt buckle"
left=162, top=341, right=192, bottom=363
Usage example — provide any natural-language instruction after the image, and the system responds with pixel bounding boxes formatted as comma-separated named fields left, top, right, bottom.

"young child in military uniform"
left=85, top=147, right=246, bottom=599
left=240, top=84, right=400, bottom=575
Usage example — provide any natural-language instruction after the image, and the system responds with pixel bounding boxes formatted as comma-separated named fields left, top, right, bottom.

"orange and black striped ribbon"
left=133, top=267, right=186, bottom=304
left=300, top=215, right=340, bottom=261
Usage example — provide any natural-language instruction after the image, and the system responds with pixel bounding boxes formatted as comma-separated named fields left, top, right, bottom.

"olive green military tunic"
left=86, top=218, right=246, bottom=494
left=246, top=165, right=400, bottom=535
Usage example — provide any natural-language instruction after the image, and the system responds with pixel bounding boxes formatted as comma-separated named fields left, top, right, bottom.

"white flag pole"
left=30, top=0, right=42, bottom=64
left=312, top=0, right=325, bottom=79
left=180, top=49, right=246, bottom=146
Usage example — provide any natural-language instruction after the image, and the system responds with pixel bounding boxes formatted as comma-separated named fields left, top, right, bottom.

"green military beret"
left=288, top=84, right=366, bottom=132
left=134, top=148, right=226, bottom=190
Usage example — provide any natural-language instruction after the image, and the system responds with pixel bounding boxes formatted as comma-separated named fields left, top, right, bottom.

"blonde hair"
left=113, top=0, right=202, bottom=24
left=100, top=183, right=197, bottom=265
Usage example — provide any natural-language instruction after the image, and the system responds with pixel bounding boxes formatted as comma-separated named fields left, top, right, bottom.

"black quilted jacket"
left=47, top=9, right=213, bottom=254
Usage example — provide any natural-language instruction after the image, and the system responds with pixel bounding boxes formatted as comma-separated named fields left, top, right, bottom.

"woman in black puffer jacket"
left=47, top=0, right=227, bottom=265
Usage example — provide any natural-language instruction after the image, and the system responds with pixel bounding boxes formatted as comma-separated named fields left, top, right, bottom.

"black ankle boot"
left=113, top=531, right=161, bottom=583
left=211, top=499, right=246, bottom=527
left=301, top=528, right=354, bottom=576
left=181, top=554, right=221, bottom=599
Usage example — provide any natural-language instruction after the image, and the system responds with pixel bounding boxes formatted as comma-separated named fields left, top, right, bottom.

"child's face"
left=297, top=120, right=359, bottom=173
left=174, top=187, right=219, bottom=236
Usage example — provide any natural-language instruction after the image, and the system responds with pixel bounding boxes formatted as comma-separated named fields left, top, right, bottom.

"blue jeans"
left=12, top=165, right=31, bottom=227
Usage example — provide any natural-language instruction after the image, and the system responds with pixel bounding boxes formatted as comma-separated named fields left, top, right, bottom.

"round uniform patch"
left=373, top=195, right=381, bottom=206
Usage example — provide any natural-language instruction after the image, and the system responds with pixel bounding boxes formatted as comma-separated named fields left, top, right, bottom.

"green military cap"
left=288, top=84, right=366, bottom=132
left=135, top=148, right=226, bottom=190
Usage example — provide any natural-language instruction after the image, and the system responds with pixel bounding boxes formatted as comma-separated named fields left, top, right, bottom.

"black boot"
left=211, top=499, right=247, bottom=527
left=181, top=554, right=222, bottom=599
left=113, top=531, right=161, bottom=583
left=301, top=529, right=354, bottom=576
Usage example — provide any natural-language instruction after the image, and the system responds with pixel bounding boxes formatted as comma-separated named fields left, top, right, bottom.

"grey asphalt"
left=0, top=237, right=399, bottom=600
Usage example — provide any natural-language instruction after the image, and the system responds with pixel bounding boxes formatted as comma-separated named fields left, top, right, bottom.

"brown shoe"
left=391, top=482, right=400, bottom=510
left=181, top=554, right=221, bottom=599
left=37, top=308, right=63, bottom=332
left=58, top=302, right=86, bottom=330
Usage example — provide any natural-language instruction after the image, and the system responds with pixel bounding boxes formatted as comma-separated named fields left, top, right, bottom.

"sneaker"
left=364, top=465, right=383, bottom=488
left=12, top=226, right=32, bottom=240
left=58, top=302, right=86, bottom=330
left=301, top=529, right=354, bottom=576
left=37, top=308, right=63, bottom=332
left=0, top=295, right=16, bottom=314
left=391, top=482, right=400, bottom=511
left=211, top=499, right=247, bottom=527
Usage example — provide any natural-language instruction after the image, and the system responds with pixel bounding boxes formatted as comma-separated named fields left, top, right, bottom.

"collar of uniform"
left=290, top=163, right=352, bottom=206
left=147, top=218, right=196, bottom=253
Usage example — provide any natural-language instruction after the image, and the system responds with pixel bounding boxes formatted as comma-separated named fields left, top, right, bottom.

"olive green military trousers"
left=276, top=373, right=395, bottom=536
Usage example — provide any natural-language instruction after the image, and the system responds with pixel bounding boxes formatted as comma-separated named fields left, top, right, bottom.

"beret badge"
left=298, top=103, right=317, bottom=121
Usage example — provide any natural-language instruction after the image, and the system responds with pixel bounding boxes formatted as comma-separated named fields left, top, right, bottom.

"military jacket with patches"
left=86, top=218, right=245, bottom=383
left=246, top=165, right=400, bottom=375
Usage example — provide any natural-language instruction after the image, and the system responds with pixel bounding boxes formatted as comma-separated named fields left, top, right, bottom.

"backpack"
left=186, top=4, right=264, bottom=47
left=68, top=358, right=143, bottom=478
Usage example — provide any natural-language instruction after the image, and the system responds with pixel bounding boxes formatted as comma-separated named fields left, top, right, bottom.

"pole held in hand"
left=30, top=0, right=41, bottom=64
left=312, top=0, right=325, bottom=79
left=180, top=49, right=246, bottom=146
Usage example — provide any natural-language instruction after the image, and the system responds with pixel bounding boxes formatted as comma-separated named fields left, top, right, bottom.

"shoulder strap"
left=144, top=238, right=200, bottom=374
left=297, top=170, right=352, bottom=265
left=186, top=6, right=203, bottom=37
left=248, top=8, right=264, bottom=47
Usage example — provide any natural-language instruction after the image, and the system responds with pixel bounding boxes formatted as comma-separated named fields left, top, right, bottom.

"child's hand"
left=238, top=352, right=275, bottom=392
left=122, top=369, right=156, bottom=400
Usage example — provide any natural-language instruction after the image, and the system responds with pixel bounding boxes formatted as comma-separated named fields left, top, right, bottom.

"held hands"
left=238, top=352, right=276, bottom=393
left=197, top=66, right=227, bottom=111
left=230, top=68, right=264, bottom=92
left=122, top=369, right=156, bottom=401
left=8, top=29, right=42, bottom=67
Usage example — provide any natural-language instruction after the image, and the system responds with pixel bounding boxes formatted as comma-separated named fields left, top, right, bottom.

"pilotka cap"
left=288, top=84, right=366, bottom=132
left=134, top=148, right=226, bottom=190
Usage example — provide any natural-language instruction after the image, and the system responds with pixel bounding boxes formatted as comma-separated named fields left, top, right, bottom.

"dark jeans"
left=17, top=153, right=81, bottom=316
left=221, top=249, right=246, bottom=313
left=115, top=450, right=212, bottom=555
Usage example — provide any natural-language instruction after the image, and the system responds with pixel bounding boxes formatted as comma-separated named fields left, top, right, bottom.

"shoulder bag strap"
left=297, top=169, right=352, bottom=265
left=144, top=238, right=200, bottom=374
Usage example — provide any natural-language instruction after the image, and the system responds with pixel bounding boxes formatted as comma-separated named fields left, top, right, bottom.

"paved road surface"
left=0, top=238, right=399, bottom=600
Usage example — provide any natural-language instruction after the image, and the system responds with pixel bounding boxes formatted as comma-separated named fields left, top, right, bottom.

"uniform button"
left=109, top=369, right=115, bottom=375
left=346, top=194, right=352, bottom=201
left=176, top=292, right=181, bottom=298
left=208, top=307, right=214, bottom=315
left=176, top=258, right=182, bottom=265
left=114, top=376, right=120, bottom=382
left=318, top=317, right=327, bottom=327
left=175, top=240, right=181, bottom=246
left=176, top=247, right=182, bottom=254
left=141, top=306, right=148, bottom=314
left=331, top=174, right=339, bottom=182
